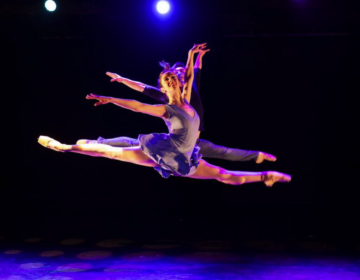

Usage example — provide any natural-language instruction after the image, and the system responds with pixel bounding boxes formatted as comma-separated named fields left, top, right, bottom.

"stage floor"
left=1, top=236, right=359, bottom=280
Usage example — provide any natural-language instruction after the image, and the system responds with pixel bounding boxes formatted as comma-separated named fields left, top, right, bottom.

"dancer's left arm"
left=183, top=43, right=207, bottom=102
left=86, top=93, right=167, bottom=118
left=193, top=47, right=210, bottom=95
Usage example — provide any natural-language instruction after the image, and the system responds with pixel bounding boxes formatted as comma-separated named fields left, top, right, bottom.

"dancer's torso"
left=164, top=101, right=200, bottom=157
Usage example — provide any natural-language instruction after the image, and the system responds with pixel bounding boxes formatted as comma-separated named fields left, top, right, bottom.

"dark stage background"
left=3, top=0, right=359, bottom=248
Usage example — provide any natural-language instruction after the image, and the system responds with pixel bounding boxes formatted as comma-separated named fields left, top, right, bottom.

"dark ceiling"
left=1, top=0, right=358, bottom=37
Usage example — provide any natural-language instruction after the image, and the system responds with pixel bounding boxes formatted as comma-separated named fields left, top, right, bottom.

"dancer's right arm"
left=86, top=93, right=167, bottom=118
left=106, top=72, right=146, bottom=92
left=106, top=72, right=167, bottom=103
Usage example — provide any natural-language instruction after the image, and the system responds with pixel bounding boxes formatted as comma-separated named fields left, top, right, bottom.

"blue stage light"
left=45, top=0, right=57, bottom=12
left=156, top=1, right=170, bottom=14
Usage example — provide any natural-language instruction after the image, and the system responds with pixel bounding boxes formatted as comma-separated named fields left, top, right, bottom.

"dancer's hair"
left=158, top=60, right=180, bottom=89
left=172, top=62, right=185, bottom=69
left=159, top=60, right=171, bottom=71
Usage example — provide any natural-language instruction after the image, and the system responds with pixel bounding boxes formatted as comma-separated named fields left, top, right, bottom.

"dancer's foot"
left=261, top=171, right=291, bottom=187
left=38, top=136, right=69, bottom=152
left=76, top=139, right=98, bottom=145
left=256, top=152, right=277, bottom=164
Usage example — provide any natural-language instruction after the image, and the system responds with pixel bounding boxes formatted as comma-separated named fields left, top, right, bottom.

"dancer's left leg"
left=38, top=136, right=158, bottom=167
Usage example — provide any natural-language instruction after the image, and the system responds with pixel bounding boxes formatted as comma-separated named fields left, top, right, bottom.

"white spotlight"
left=45, top=0, right=57, bottom=12
left=156, top=1, right=170, bottom=14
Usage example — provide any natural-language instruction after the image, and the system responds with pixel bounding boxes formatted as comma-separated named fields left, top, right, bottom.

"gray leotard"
left=138, top=100, right=200, bottom=178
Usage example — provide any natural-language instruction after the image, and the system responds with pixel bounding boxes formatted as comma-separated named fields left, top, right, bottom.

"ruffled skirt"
left=138, top=133, right=201, bottom=179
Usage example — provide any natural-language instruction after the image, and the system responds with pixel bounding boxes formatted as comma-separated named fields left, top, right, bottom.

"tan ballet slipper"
left=261, top=171, right=291, bottom=187
left=38, top=136, right=66, bottom=152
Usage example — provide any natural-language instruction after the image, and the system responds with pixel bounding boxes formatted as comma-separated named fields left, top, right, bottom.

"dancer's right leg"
left=76, top=136, right=139, bottom=147
left=189, top=159, right=291, bottom=187
left=38, top=136, right=158, bottom=167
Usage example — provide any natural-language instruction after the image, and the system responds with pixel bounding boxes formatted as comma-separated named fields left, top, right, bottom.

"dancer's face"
left=174, top=67, right=185, bottom=84
left=160, top=71, right=181, bottom=94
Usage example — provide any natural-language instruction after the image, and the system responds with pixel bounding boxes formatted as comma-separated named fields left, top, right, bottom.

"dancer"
left=77, top=47, right=275, bottom=164
left=38, top=43, right=291, bottom=186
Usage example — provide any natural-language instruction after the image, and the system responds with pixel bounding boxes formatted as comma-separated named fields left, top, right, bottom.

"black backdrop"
left=3, top=0, right=359, bottom=246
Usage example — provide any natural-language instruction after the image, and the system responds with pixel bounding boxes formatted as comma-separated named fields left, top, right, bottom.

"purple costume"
left=138, top=101, right=200, bottom=178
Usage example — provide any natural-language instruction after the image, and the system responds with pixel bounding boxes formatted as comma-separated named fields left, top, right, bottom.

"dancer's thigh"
left=188, top=159, right=226, bottom=180
left=108, top=146, right=158, bottom=168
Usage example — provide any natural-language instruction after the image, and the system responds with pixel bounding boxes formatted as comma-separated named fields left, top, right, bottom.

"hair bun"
left=172, top=62, right=185, bottom=69
left=159, top=60, right=171, bottom=71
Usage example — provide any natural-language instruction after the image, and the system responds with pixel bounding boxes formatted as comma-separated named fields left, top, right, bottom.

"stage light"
left=156, top=1, right=170, bottom=14
left=45, top=0, right=57, bottom=12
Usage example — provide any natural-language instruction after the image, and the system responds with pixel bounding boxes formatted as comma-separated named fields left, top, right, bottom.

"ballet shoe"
left=261, top=171, right=291, bottom=187
left=256, top=152, right=277, bottom=164
left=262, top=153, right=277, bottom=162
left=38, top=136, right=65, bottom=152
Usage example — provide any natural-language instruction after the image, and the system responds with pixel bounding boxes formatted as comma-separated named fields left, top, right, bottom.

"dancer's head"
left=172, top=62, right=186, bottom=84
left=158, top=61, right=182, bottom=96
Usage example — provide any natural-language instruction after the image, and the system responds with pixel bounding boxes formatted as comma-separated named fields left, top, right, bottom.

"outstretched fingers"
left=86, top=93, right=109, bottom=106
left=106, top=72, right=118, bottom=78
left=106, top=72, right=122, bottom=82
left=191, top=43, right=208, bottom=53
left=86, top=93, right=99, bottom=99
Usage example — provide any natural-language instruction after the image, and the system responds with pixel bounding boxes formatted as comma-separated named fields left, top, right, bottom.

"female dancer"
left=77, top=48, right=275, bottom=164
left=38, top=43, right=291, bottom=186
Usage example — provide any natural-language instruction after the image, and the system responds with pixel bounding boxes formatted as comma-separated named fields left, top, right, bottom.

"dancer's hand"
left=199, top=46, right=210, bottom=56
left=106, top=72, right=124, bottom=83
left=194, top=44, right=210, bottom=70
left=190, top=43, right=209, bottom=54
left=86, top=93, right=111, bottom=106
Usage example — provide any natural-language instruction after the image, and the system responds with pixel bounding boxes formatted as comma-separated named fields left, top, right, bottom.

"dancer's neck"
left=167, top=90, right=186, bottom=106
